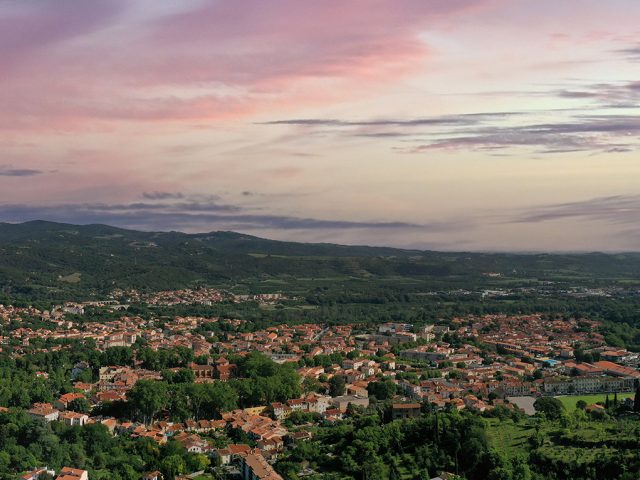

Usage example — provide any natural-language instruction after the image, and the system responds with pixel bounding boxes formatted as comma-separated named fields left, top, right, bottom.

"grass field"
left=484, top=418, right=536, bottom=458
left=485, top=414, right=640, bottom=477
left=555, top=393, right=634, bottom=411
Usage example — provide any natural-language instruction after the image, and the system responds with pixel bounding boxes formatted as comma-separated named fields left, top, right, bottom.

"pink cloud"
left=0, top=0, right=125, bottom=77
left=0, top=0, right=490, bottom=131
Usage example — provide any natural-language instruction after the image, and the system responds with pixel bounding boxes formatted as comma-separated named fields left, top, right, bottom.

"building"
left=59, top=411, right=89, bottom=427
left=28, top=404, right=60, bottom=423
left=239, top=450, right=283, bottom=480
left=190, top=363, right=215, bottom=380
left=391, top=403, right=422, bottom=420
left=330, top=395, right=369, bottom=412
left=55, top=393, right=86, bottom=411
left=56, top=467, right=89, bottom=480
left=21, top=468, right=55, bottom=480
left=400, top=346, right=453, bottom=362
left=213, top=444, right=252, bottom=465
left=543, top=375, right=636, bottom=395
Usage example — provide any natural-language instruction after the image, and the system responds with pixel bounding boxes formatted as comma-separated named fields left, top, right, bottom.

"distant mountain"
left=0, top=220, right=639, bottom=298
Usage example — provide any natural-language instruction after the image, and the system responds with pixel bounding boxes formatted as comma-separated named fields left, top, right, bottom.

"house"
left=143, top=471, right=163, bottom=480
left=430, top=473, right=458, bottom=480
left=330, top=395, right=369, bottom=412
left=100, top=418, right=118, bottom=434
left=239, top=450, right=283, bottom=480
left=59, top=411, right=89, bottom=427
left=56, top=467, right=89, bottom=480
left=21, top=468, right=55, bottom=480
left=284, top=431, right=313, bottom=446
left=213, top=444, right=252, bottom=465
left=190, top=363, right=215, bottom=380
left=391, top=403, right=422, bottom=420
left=216, top=362, right=237, bottom=381
left=55, top=393, right=85, bottom=411
left=28, top=404, right=60, bottom=423
left=173, top=432, right=208, bottom=453
left=346, top=385, right=368, bottom=398
left=93, top=390, right=125, bottom=404
left=73, top=382, right=94, bottom=394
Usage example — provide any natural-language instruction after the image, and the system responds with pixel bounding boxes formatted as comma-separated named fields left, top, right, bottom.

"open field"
left=555, top=393, right=634, bottom=411
left=484, top=418, right=536, bottom=458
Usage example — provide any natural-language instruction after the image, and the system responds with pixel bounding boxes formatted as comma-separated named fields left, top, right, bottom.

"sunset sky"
left=2, top=0, right=639, bottom=251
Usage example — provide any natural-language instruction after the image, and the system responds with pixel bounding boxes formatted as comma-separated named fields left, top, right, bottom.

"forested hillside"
left=1, top=221, right=640, bottom=299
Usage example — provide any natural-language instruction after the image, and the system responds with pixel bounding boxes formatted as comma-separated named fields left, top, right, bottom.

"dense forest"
left=1, top=220, right=640, bottom=298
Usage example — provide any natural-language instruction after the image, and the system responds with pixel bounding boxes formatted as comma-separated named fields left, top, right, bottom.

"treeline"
left=276, top=397, right=640, bottom=480
left=0, top=411, right=209, bottom=480
left=0, top=346, right=301, bottom=425
left=277, top=409, right=511, bottom=480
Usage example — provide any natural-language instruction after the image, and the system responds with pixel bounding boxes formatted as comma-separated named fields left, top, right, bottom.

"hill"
left=1, top=220, right=640, bottom=300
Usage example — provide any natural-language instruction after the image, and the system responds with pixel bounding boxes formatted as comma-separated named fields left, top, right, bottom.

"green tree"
left=533, top=397, right=565, bottom=420
left=186, top=453, right=210, bottom=472
left=127, top=380, right=169, bottom=424
left=367, top=379, right=397, bottom=401
left=329, top=375, right=346, bottom=397
left=161, top=454, right=185, bottom=480
left=68, top=397, right=91, bottom=414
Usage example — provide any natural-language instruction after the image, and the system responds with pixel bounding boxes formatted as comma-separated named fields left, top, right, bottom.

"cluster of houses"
left=3, top=301, right=640, bottom=480
left=111, top=287, right=287, bottom=307
left=19, top=312, right=640, bottom=424
left=22, top=466, right=88, bottom=480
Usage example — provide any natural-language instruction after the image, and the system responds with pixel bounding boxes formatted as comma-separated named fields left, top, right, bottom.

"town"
left=1, top=289, right=639, bottom=480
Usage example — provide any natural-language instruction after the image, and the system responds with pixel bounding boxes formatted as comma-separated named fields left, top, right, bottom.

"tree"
left=302, top=377, right=321, bottom=394
left=533, top=397, right=565, bottom=420
left=127, top=380, right=169, bottom=424
left=102, top=346, right=134, bottom=366
left=329, top=375, right=346, bottom=397
left=347, top=350, right=360, bottom=360
left=68, top=397, right=91, bottom=414
left=186, top=453, right=210, bottom=472
left=576, top=400, right=587, bottom=410
left=634, top=386, right=640, bottom=412
left=161, top=454, right=185, bottom=480
left=367, top=379, right=397, bottom=401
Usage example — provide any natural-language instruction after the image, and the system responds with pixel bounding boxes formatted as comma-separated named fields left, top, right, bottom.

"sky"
left=1, top=0, right=640, bottom=251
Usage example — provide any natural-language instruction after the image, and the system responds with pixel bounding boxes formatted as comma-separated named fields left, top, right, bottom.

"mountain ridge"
left=0, top=221, right=639, bottom=299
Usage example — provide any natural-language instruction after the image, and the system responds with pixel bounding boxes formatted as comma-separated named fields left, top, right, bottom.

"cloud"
left=511, top=195, right=640, bottom=225
left=142, top=191, right=185, bottom=200
left=0, top=166, right=45, bottom=177
left=0, top=0, right=126, bottom=74
left=404, top=115, right=640, bottom=155
left=553, top=81, right=640, bottom=108
left=264, top=112, right=640, bottom=155
left=261, top=112, right=521, bottom=128
left=0, top=201, right=452, bottom=234
left=0, top=0, right=494, bottom=130
left=616, top=44, right=640, bottom=61
left=556, top=90, right=599, bottom=99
